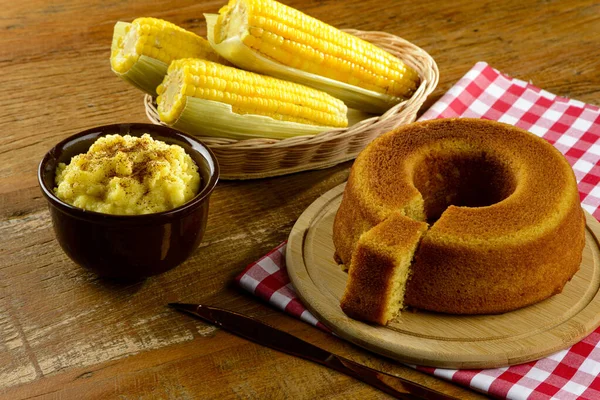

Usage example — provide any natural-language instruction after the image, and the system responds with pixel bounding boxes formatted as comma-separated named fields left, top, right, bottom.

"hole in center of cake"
left=412, top=150, right=517, bottom=223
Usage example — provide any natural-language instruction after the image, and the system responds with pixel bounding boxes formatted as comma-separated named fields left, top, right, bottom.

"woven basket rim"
left=145, top=28, right=439, bottom=151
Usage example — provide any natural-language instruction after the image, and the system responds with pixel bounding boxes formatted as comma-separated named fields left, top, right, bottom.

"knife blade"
left=169, top=303, right=458, bottom=400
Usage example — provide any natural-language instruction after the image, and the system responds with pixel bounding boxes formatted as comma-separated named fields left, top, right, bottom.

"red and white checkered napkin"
left=236, top=62, right=600, bottom=399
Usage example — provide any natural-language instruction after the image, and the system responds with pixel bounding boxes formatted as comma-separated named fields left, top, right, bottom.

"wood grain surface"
left=1, top=0, right=598, bottom=399
left=287, top=184, right=600, bottom=369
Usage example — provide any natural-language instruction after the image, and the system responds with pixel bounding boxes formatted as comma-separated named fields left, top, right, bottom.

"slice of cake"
left=340, top=212, right=428, bottom=325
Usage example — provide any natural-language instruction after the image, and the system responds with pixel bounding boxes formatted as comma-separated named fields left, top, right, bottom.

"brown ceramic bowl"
left=38, top=123, right=219, bottom=280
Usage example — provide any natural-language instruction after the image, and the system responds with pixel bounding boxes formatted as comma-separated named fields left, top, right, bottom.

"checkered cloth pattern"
left=235, top=62, right=600, bottom=400
left=421, top=62, right=600, bottom=218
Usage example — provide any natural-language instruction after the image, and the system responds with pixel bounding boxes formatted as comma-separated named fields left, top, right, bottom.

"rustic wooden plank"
left=0, top=165, right=355, bottom=396
left=1, top=0, right=598, bottom=398
left=1, top=312, right=486, bottom=399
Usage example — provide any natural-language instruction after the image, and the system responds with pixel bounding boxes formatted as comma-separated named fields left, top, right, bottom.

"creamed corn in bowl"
left=54, top=134, right=201, bottom=215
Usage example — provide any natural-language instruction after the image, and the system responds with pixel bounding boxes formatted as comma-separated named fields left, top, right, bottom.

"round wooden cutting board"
left=286, top=183, right=600, bottom=369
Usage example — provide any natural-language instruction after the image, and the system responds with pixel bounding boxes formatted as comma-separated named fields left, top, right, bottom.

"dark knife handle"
left=324, top=355, right=457, bottom=400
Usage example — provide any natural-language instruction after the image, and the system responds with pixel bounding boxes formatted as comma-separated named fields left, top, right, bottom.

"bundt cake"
left=333, top=118, right=586, bottom=325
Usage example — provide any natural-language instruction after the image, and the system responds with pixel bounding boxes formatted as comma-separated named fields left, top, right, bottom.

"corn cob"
left=110, top=17, right=228, bottom=95
left=205, top=0, right=420, bottom=113
left=156, top=59, right=348, bottom=139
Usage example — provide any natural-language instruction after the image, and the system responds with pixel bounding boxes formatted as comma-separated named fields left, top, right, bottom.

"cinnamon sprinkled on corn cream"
left=54, top=134, right=200, bottom=215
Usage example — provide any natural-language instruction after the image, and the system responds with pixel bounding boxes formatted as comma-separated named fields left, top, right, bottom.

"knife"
left=169, top=303, right=458, bottom=399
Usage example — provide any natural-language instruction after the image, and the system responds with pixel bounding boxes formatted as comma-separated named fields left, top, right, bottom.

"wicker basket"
left=145, top=29, right=439, bottom=180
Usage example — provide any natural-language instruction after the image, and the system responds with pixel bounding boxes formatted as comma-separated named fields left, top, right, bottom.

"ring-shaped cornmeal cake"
left=333, top=118, right=585, bottom=325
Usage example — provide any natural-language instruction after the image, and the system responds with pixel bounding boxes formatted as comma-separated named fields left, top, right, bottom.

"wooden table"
left=1, top=0, right=598, bottom=398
